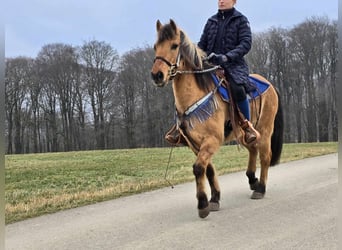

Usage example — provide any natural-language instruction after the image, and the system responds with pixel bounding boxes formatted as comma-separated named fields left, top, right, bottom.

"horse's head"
left=151, top=19, right=183, bottom=87
left=151, top=19, right=208, bottom=89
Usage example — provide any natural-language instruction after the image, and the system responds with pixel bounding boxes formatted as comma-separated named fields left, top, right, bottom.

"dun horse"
left=151, top=19, right=283, bottom=218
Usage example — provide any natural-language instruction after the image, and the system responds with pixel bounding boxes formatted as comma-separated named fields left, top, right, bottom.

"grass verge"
left=5, top=142, right=337, bottom=224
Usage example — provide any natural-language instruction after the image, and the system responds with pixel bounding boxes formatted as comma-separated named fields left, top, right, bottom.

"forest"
left=5, top=16, right=337, bottom=154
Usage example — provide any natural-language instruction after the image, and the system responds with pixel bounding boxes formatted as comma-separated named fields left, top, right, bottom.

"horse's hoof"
left=198, top=206, right=210, bottom=218
left=251, top=191, right=265, bottom=199
left=209, top=202, right=220, bottom=211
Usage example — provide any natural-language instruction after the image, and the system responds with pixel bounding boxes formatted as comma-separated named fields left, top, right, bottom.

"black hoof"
left=251, top=191, right=265, bottom=199
left=250, top=181, right=265, bottom=197
left=209, top=202, right=220, bottom=211
left=198, top=206, right=210, bottom=218
left=251, top=183, right=266, bottom=199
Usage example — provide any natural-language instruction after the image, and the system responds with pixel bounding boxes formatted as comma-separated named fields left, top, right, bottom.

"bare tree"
left=79, top=40, right=119, bottom=149
left=115, top=51, right=140, bottom=148
left=290, top=16, right=334, bottom=142
left=27, top=61, right=43, bottom=153
left=326, top=21, right=338, bottom=141
left=5, top=57, right=34, bottom=153
left=36, top=50, right=59, bottom=152
left=36, top=44, right=81, bottom=151
left=246, top=32, right=270, bottom=78
left=115, top=46, right=177, bottom=148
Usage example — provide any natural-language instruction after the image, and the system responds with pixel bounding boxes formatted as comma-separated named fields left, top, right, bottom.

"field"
left=5, top=142, right=337, bottom=224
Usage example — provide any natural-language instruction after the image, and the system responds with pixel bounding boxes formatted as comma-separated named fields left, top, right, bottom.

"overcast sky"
left=4, top=0, right=338, bottom=58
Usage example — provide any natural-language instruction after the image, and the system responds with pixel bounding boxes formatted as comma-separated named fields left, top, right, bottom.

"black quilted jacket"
left=198, top=8, right=252, bottom=84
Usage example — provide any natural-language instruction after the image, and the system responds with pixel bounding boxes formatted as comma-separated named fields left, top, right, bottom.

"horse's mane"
left=179, top=30, right=213, bottom=92
left=157, top=23, right=213, bottom=92
left=178, top=31, right=205, bottom=70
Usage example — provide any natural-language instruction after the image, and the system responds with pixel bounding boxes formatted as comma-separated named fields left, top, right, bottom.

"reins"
left=164, top=146, right=175, bottom=189
left=154, top=53, right=220, bottom=79
left=170, top=65, right=221, bottom=77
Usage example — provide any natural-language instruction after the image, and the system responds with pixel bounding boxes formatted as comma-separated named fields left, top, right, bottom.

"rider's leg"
left=229, top=81, right=260, bottom=145
left=237, top=98, right=250, bottom=120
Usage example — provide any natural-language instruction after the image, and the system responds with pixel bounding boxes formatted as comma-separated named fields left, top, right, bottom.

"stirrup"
left=165, top=124, right=187, bottom=146
left=240, top=120, right=260, bottom=145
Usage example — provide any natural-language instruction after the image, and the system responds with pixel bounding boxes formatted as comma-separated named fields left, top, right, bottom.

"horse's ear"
left=170, top=19, right=177, bottom=32
left=180, top=31, right=185, bottom=43
left=156, top=20, right=162, bottom=32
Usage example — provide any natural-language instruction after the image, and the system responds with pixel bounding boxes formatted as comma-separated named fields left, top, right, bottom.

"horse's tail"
left=270, top=88, right=284, bottom=166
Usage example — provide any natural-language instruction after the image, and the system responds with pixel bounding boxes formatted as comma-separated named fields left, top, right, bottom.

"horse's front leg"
left=206, top=163, right=220, bottom=211
left=193, top=139, right=220, bottom=218
left=193, top=162, right=209, bottom=218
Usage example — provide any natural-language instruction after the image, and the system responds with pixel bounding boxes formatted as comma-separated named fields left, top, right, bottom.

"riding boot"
left=240, top=119, right=260, bottom=145
left=165, top=124, right=181, bottom=144
left=165, top=124, right=187, bottom=145
left=237, top=99, right=260, bottom=145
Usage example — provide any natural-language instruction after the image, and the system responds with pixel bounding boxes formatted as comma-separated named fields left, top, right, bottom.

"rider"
left=198, top=0, right=260, bottom=145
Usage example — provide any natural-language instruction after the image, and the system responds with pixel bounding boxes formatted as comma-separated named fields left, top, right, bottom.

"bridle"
left=153, top=51, right=219, bottom=80
left=153, top=51, right=182, bottom=80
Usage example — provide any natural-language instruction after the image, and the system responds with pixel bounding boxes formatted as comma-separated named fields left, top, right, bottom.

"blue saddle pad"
left=211, top=74, right=270, bottom=102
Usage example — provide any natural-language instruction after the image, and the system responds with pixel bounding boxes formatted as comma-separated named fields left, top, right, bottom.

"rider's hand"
left=207, top=53, right=228, bottom=65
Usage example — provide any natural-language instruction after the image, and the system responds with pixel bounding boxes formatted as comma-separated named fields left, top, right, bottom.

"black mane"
left=157, top=24, right=177, bottom=44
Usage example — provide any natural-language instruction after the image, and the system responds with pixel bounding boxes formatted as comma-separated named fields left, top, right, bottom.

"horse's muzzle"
left=151, top=71, right=166, bottom=87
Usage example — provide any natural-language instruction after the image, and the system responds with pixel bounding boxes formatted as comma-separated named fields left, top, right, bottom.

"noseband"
left=153, top=51, right=181, bottom=79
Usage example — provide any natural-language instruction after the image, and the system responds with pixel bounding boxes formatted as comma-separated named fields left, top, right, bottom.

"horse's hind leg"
left=206, top=163, right=220, bottom=211
left=245, top=146, right=264, bottom=198
left=246, top=143, right=271, bottom=199
left=253, top=143, right=272, bottom=199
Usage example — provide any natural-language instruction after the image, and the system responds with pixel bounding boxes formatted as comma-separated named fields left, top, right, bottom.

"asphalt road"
left=6, top=154, right=338, bottom=250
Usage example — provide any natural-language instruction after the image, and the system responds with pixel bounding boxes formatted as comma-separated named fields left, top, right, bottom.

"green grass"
left=5, top=142, right=337, bottom=224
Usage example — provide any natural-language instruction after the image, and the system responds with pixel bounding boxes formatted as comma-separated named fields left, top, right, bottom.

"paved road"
left=6, top=154, right=338, bottom=250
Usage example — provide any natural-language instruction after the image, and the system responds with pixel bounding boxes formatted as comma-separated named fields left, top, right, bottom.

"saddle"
left=165, top=70, right=268, bottom=148
left=165, top=69, right=235, bottom=149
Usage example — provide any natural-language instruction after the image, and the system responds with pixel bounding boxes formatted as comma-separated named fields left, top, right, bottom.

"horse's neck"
left=172, top=74, right=207, bottom=114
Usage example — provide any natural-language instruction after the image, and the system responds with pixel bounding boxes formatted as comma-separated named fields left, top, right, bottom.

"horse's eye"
left=171, top=44, right=179, bottom=50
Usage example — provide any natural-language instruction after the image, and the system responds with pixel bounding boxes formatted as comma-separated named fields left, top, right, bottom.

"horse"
left=151, top=19, right=284, bottom=218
